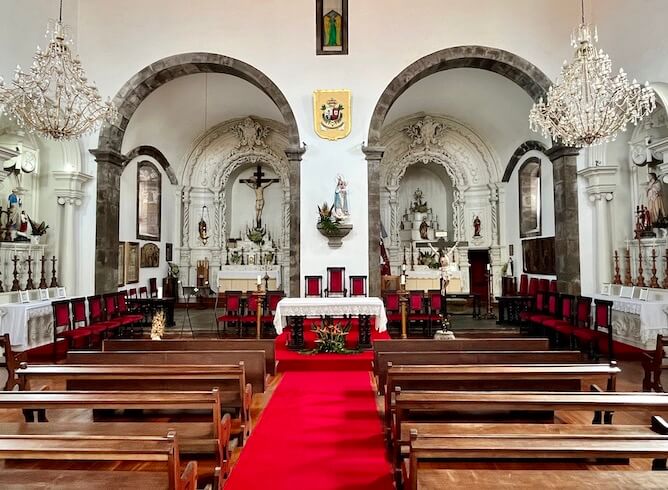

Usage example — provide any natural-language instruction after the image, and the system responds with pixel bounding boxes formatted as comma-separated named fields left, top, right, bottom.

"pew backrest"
left=66, top=350, right=266, bottom=393
left=103, top=338, right=276, bottom=375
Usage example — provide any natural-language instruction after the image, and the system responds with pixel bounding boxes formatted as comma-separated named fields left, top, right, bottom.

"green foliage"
left=304, top=321, right=356, bottom=354
left=317, top=201, right=341, bottom=235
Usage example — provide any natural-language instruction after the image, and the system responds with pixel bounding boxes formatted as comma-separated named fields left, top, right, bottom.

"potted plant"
left=316, top=202, right=352, bottom=248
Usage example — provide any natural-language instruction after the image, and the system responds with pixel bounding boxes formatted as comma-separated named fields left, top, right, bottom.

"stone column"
left=578, top=165, right=618, bottom=289
left=363, top=146, right=385, bottom=298
left=545, top=146, right=581, bottom=294
left=285, top=146, right=305, bottom=297
left=53, top=171, right=93, bottom=295
left=90, top=150, right=124, bottom=294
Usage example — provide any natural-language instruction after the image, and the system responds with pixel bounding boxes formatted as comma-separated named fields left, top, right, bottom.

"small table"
left=126, top=297, right=176, bottom=327
left=273, top=297, right=387, bottom=350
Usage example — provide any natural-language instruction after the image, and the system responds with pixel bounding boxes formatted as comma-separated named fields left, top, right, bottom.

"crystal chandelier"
left=0, top=0, right=117, bottom=140
left=529, top=0, right=655, bottom=147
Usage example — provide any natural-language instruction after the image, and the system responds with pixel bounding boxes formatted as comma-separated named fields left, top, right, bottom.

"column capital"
left=578, top=165, right=619, bottom=201
left=52, top=171, right=93, bottom=205
left=362, top=145, right=385, bottom=162
left=545, top=145, right=580, bottom=161
left=89, top=149, right=125, bottom=167
left=0, top=146, right=19, bottom=164
left=284, top=145, right=306, bottom=161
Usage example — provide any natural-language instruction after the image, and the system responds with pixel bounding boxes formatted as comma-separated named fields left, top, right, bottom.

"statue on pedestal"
left=332, top=174, right=349, bottom=220
left=647, top=172, right=666, bottom=226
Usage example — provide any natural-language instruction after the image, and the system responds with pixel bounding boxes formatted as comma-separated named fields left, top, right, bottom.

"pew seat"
left=0, top=469, right=192, bottom=490
left=416, top=470, right=668, bottom=490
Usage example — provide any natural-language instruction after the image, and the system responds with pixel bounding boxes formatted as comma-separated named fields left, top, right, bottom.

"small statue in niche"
left=473, top=215, right=481, bottom=237
left=647, top=172, right=667, bottom=226
left=410, top=188, right=429, bottom=213
left=198, top=205, right=210, bottom=245
left=419, top=218, right=429, bottom=239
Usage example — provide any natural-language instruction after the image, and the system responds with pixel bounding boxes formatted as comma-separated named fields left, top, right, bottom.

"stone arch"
left=367, top=45, right=552, bottom=146
left=502, top=140, right=548, bottom=182
left=365, top=46, right=552, bottom=296
left=124, top=145, right=178, bottom=185
left=92, top=53, right=304, bottom=294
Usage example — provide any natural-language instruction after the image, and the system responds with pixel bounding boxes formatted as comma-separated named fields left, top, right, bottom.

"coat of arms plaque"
left=313, top=89, right=351, bottom=140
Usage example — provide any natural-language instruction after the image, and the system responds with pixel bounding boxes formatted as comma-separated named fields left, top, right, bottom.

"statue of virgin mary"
left=332, top=174, right=350, bottom=220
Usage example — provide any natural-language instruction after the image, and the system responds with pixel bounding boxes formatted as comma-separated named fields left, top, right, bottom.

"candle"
left=486, top=263, right=491, bottom=271
left=401, top=263, right=406, bottom=273
left=256, top=275, right=262, bottom=285
left=400, top=274, right=406, bottom=286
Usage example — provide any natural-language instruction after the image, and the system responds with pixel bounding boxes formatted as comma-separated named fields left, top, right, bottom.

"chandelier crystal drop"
left=0, top=3, right=117, bottom=140
left=529, top=6, right=655, bottom=147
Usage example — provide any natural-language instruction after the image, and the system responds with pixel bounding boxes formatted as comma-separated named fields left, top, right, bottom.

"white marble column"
left=578, top=165, right=618, bottom=288
left=52, top=171, right=92, bottom=294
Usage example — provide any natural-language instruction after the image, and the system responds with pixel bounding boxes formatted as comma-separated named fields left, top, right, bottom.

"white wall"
left=504, top=150, right=556, bottom=280
left=119, top=156, right=177, bottom=290
left=2, top=0, right=668, bottom=295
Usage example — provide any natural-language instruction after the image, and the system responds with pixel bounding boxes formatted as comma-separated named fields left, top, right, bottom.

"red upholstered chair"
left=52, top=299, right=91, bottom=360
left=527, top=277, right=539, bottom=296
left=116, top=290, right=144, bottom=331
left=148, top=277, right=158, bottom=298
left=260, top=290, right=284, bottom=337
left=349, top=276, right=367, bottom=297
left=383, top=292, right=401, bottom=336
left=538, top=278, right=549, bottom=293
left=542, top=294, right=576, bottom=348
left=549, top=280, right=558, bottom=293
left=216, top=291, right=243, bottom=335
left=127, top=288, right=137, bottom=299
left=103, top=293, right=125, bottom=337
left=539, top=292, right=561, bottom=342
left=408, top=291, right=429, bottom=336
left=593, top=299, right=614, bottom=361
left=427, top=290, right=444, bottom=335
left=572, top=296, right=598, bottom=358
left=241, top=292, right=262, bottom=337
left=527, top=291, right=550, bottom=334
left=138, top=286, right=148, bottom=298
left=518, top=274, right=529, bottom=295
left=87, top=295, right=123, bottom=342
left=305, top=276, right=323, bottom=298
left=325, top=267, right=347, bottom=297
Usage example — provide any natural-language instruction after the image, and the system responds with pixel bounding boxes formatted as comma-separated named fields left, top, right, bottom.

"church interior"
left=1, top=0, right=668, bottom=488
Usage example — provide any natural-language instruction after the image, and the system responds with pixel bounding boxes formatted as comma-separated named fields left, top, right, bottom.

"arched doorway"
left=92, top=53, right=304, bottom=294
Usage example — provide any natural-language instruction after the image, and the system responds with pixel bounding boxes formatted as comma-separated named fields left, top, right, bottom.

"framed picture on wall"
left=165, top=243, right=173, bottom=262
left=136, top=161, right=161, bottom=241
left=125, top=241, right=140, bottom=284
left=518, top=158, right=541, bottom=238
left=316, top=0, right=348, bottom=55
left=140, top=243, right=160, bottom=268
left=118, top=243, right=125, bottom=286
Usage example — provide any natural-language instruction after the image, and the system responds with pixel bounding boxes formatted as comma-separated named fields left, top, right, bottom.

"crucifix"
left=239, top=165, right=279, bottom=228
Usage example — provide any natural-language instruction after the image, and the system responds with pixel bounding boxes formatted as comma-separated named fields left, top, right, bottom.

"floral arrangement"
left=150, top=310, right=165, bottom=340
left=410, top=188, right=429, bottom=213
left=317, top=202, right=341, bottom=235
left=306, top=320, right=354, bottom=354
left=246, top=225, right=267, bottom=245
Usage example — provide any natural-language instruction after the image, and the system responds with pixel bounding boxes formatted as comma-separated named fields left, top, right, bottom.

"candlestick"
left=650, top=248, right=660, bottom=288
left=624, top=248, right=633, bottom=286
left=256, top=275, right=262, bottom=286
left=663, top=249, right=668, bottom=289
left=612, top=250, right=622, bottom=285
left=637, top=242, right=646, bottom=287
left=400, top=274, right=406, bottom=286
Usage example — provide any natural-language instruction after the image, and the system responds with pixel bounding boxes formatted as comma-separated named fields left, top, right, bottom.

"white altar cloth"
left=593, top=294, right=668, bottom=349
left=0, top=300, right=56, bottom=351
left=273, top=297, right=388, bottom=334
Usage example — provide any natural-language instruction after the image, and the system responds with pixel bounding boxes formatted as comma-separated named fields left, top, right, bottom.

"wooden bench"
left=643, top=333, right=667, bottom=392
left=66, top=349, right=266, bottom=394
left=104, top=338, right=277, bottom=376
left=0, top=432, right=197, bottom=490
left=376, top=350, right=585, bottom=393
left=373, top=338, right=550, bottom=380
left=416, top=470, right=668, bottom=490
left=0, top=333, right=25, bottom=391
left=385, top=363, right=620, bottom=433
left=16, top=363, right=252, bottom=442
left=406, top=425, right=668, bottom=490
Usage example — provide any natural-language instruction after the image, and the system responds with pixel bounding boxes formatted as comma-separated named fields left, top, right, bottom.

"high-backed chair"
left=538, top=278, right=550, bottom=293
left=572, top=295, right=596, bottom=358
left=52, top=299, right=91, bottom=360
left=543, top=294, right=575, bottom=348
left=305, top=276, right=323, bottom=298
left=138, top=286, right=148, bottom=298
left=262, top=290, right=285, bottom=336
left=349, top=276, right=367, bottom=297
left=127, top=288, right=137, bottom=299
left=549, top=279, right=558, bottom=293
left=594, top=298, right=614, bottom=361
left=383, top=292, right=401, bottom=336
left=116, top=290, right=144, bottom=332
left=527, top=277, right=539, bottom=296
left=216, top=291, right=243, bottom=336
left=427, top=289, right=444, bottom=335
left=325, top=267, right=347, bottom=297
left=518, top=274, right=529, bottom=295
left=408, top=291, right=429, bottom=336
left=148, top=277, right=158, bottom=298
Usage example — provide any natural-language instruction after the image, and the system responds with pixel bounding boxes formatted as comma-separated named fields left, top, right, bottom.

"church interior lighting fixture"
left=0, top=0, right=117, bottom=140
left=529, top=0, right=655, bottom=147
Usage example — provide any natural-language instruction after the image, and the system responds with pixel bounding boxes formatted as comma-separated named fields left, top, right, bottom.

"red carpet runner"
left=225, top=370, right=394, bottom=489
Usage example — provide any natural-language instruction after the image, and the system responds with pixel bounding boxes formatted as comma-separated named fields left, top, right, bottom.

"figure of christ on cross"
left=239, top=165, right=280, bottom=228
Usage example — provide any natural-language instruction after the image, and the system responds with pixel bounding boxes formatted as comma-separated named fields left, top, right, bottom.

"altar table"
left=273, top=297, right=388, bottom=350
left=0, top=300, right=57, bottom=351
left=593, top=294, right=668, bottom=350
left=217, top=268, right=281, bottom=292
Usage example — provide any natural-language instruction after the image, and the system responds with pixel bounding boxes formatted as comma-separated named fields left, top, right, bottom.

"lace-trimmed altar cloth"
left=0, top=300, right=56, bottom=351
left=273, top=297, right=388, bottom=334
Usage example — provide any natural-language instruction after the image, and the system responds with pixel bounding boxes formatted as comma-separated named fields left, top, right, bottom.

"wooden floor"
left=2, top=355, right=666, bottom=483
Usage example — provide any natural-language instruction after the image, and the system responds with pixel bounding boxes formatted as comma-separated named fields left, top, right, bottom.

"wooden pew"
left=376, top=350, right=584, bottom=393
left=643, top=333, right=666, bottom=392
left=16, top=363, right=252, bottom=442
left=103, top=338, right=277, bottom=376
left=372, top=338, right=550, bottom=380
left=406, top=423, right=668, bottom=490
left=66, top=349, right=266, bottom=394
left=0, top=333, right=25, bottom=391
left=0, top=432, right=196, bottom=490
left=385, top=363, right=620, bottom=433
